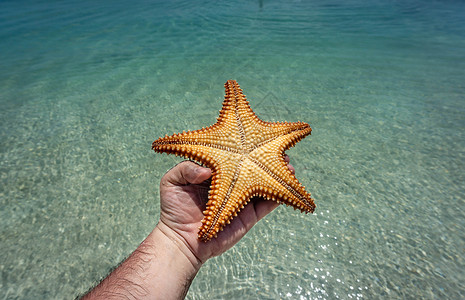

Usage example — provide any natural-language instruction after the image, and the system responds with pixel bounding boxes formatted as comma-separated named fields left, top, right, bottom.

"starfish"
left=152, top=80, right=315, bottom=241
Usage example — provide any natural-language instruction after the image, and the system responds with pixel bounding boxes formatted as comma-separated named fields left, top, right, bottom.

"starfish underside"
left=152, top=80, right=315, bottom=241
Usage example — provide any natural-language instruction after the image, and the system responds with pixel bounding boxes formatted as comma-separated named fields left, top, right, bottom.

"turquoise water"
left=1, top=0, right=464, bottom=298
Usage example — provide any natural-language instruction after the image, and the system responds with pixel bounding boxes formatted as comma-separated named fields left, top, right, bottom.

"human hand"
left=156, top=156, right=296, bottom=264
left=82, top=157, right=296, bottom=299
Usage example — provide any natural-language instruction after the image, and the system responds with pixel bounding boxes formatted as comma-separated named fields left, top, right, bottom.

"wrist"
left=153, top=222, right=204, bottom=272
left=134, top=224, right=203, bottom=299
left=83, top=224, right=203, bottom=300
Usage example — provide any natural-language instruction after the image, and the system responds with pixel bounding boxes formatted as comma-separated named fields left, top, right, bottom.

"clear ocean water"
left=1, top=0, right=464, bottom=299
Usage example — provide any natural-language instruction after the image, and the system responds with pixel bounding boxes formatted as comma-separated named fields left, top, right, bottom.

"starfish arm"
left=198, top=158, right=268, bottom=241
left=152, top=135, right=240, bottom=171
left=221, top=80, right=256, bottom=123
left=248, top=127, right=315, bottom=212
left=152, top=124, right=242, bottom=156
left=273, top=122, right=312, bottom=152
left=249, top=121, right=311, bottom=151
left=198, top=160, right=243, bottom=241
left=247, top=154, right=315, bottom=213
left=224, top=80, right=312, bottom=149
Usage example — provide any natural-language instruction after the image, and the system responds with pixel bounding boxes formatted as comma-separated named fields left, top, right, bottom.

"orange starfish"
left=152, top=80, right=315, bottom=241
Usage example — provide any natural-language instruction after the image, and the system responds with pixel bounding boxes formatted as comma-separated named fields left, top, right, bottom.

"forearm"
left=83, top=224, right=203, bottom=299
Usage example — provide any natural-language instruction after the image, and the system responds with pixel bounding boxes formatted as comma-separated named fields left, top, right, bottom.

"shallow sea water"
left=1, top=0, right=464, bottom=299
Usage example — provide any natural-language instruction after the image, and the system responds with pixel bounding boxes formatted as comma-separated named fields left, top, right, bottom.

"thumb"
left=162, top=161, right=212, bottom=187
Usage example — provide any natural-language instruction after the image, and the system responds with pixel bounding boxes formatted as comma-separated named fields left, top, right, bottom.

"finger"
left=284, top=155, right=295, bottom=174
left=162, top=161, right=212, bottom=187
left=253, top=198, right=280, bottom=221
left=288, top=164, right=295, bottom=174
